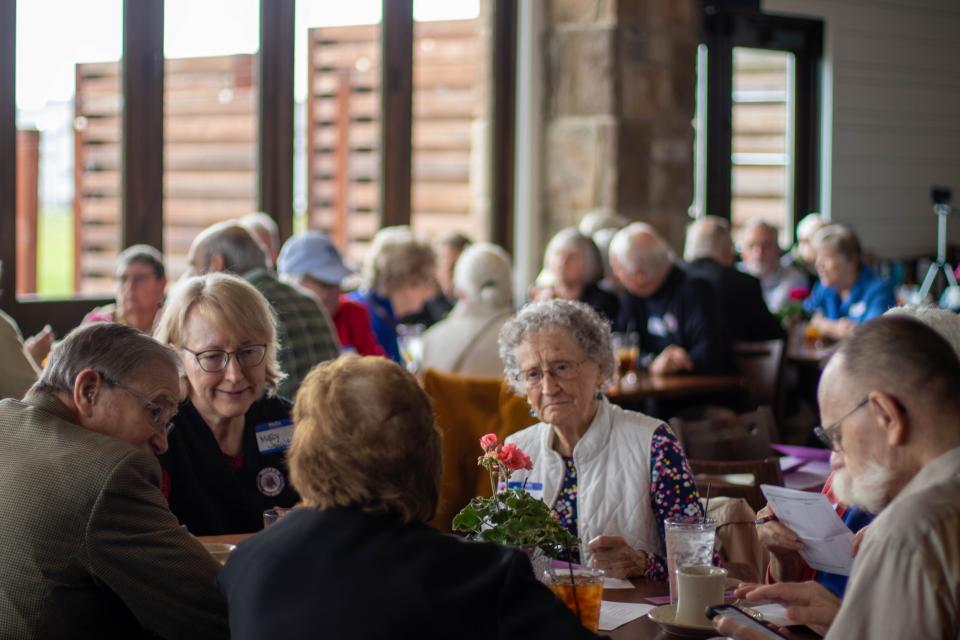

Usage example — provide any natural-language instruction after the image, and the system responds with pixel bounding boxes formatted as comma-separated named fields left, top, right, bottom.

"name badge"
left=507, top=480, right=544, bottom=501
left=648, top=316, right=667, bottom=337
left=663, top=312, right=679, bottom=334
left=255, top=418, right=294, bottom=454
left=849, top=301, right=867, bottom=318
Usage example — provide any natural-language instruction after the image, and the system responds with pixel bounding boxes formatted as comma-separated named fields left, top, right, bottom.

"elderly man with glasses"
left=0, top=322, right=228, bottom=638
left=714, top=315, right=960, bottom=640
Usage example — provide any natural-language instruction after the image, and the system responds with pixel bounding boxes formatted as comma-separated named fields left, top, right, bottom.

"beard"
left=832, top=457, right=896, bottom=514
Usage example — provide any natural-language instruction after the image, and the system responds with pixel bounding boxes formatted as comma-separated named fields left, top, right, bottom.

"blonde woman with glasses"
left=154, top=273, right=298, bottom=535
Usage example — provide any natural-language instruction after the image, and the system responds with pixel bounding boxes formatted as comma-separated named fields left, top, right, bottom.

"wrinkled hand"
left=755, top=505, right=803, bottom=557
left=587, top=535, right=648, bottom=579
left=735, top=581, right=841, bottom=636
left=811, top=315, right=855, bottom=341
left=649, top=345, right=694, bottom=375
left=713, top=613, right=792, bottom=640
left=24, top=324, right=54, bottom=366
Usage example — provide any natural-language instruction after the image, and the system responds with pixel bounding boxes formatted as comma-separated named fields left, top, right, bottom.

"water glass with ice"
left=664, top=516, right=717, bottom=604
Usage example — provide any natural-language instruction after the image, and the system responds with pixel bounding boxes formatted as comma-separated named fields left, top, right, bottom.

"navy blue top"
left=616, top=266, right=731, bottom=373
left=815, top=506, right=874, bottom=598
left=347, top=289, right=402, bottom=362
left=803, top=265, right=895, bottom=323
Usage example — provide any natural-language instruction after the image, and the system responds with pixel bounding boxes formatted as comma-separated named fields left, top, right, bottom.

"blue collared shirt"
left=803, top=265, right=895, bottom=323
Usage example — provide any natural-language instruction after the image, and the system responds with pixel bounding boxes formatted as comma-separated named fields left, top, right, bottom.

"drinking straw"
left=702, top=483, right=711, bottom=524
left=566, top=546, right=582, bottom=622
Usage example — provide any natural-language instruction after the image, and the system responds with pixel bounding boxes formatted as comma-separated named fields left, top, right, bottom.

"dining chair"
left=421, top=368, right=536, bottom=533
left=670, top=405, right=778, bottom=461
left=731, top=339, right=785, bottom=423
left=689, top=456, right=784, bottom=512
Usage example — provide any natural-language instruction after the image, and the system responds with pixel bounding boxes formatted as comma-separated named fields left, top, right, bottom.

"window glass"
left=163, top=0, right=260, bottom=281
left=16, top=0, right=122, bottom=297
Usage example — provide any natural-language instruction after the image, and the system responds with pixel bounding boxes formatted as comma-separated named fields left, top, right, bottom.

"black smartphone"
left=705, top=604, right=791, bottom=639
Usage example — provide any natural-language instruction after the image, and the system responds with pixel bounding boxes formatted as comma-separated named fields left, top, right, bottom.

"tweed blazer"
left=0, top=392, right=229, bottom=639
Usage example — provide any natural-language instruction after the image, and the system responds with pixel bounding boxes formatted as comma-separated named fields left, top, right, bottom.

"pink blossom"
left=497, top=443, right=533, bottom=471
left=479, top=433, right=498, bottom=452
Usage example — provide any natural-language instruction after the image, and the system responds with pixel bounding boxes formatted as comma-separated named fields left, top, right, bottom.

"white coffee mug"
left=674, top=564, right=727, bottom=626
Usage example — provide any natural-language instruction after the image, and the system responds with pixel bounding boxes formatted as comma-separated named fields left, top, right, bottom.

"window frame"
left=701, top=7, right=823, bottom=231
left=0, top=0, right=516, bottom=336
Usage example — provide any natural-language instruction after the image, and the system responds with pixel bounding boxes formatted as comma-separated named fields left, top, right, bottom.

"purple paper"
left=771, top=443, right=831, bottom=462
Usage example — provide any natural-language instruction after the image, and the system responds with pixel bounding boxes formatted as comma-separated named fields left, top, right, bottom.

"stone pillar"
left=542, top=0, right=699, bottom=250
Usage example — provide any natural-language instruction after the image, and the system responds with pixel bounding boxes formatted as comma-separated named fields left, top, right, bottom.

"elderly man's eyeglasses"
left=814, top=397, right=868, bottom=452
left=182, top=345, right=267, bottom=373
left=517, top=360, right=587, bottom=389
left=101, top=375, right=177, bottom=436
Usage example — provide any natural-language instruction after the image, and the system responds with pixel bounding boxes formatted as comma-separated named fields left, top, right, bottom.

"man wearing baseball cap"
left=278, top=232, right=384, bottom=357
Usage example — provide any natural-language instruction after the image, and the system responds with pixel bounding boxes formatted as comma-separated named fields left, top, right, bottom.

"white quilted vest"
left=505, top=397, right=663, bottom=566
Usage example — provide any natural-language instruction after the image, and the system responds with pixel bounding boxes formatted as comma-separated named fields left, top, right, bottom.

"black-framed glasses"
left=182, top=344, right=267, bottom=373
left=814, top=397, right=868, bottom=452
left=101, top=375, right=177, bottom=436
left=517, top=359, right=587, bottom=389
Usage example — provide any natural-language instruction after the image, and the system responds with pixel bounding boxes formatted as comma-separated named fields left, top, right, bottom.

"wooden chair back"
left=670, top=406, right=777, bottom=461
left=689, top=457, right=784, bottom=512
left=732, top=339, right=785, bottom=422
left=421, top=368, right=536, bottom=533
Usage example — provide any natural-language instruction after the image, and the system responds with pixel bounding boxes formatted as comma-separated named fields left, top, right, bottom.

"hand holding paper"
left=760, top=484, right=855, bottom=575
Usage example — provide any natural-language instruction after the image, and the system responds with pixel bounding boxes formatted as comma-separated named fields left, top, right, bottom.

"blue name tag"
left=506, top=481, right=543, bottom=490
left=255, top=418, right=294, bottom=455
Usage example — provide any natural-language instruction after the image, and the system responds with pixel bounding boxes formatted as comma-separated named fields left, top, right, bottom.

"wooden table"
left=786, top=324, right=836, bottom=366
left=198, top=533, right=252, bottom=546
left=608, top=372, right=744, bottom=404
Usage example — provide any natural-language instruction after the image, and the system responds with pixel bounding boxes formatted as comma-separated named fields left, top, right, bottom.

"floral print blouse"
left=551, top=424, right=704, bottom=580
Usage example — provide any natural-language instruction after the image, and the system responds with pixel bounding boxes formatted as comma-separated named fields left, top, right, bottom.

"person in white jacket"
left=420, top=243, right=514, bottom=377
left=500, top=299, right=704, bottom=579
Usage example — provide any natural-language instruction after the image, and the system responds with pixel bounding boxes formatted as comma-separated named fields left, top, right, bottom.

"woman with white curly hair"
left=500, top=299, right=703, bottom=579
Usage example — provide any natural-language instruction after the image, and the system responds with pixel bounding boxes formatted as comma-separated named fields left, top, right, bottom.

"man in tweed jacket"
left=0, top=323, right=228, bottom=638
left=187, top=221, right=341, bottom=398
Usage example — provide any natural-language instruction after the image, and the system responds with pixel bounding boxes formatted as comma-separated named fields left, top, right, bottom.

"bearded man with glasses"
left=0, top=322, right=228, bottom=638
left=154, top=273, right=299, bottom=536
left=714, top=316, right=960, bottom=640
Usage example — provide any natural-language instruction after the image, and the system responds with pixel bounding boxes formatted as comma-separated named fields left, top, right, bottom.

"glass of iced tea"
left=613, top=332, right=639, bottom=377
left=543, top=565, right=604, bottom=631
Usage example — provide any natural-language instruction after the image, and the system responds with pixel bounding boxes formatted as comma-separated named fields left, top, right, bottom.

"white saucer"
left=648, top=604, right=716, bottom=638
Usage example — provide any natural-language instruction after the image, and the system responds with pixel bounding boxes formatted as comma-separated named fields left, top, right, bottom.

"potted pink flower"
left=452, top=434, right=577, bottom=553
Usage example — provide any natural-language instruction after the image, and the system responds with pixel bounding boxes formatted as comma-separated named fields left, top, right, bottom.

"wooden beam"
left=0, top=0, right=16, bottom=308
left=15, top=130, right=39, bottom=295
left=379, top=0, right=413, bottom=229
left=122, top=0, right=164, bottom=251
left=490, top=0, right=517, bottom=253
left=258, top=0, right=295, bottom=242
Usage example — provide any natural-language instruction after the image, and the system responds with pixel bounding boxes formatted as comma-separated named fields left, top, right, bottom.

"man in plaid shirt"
left=187, top=221, right=340, bottom=398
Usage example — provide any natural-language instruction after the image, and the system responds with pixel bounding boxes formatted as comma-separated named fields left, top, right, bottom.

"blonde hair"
left=289, top=357, right=441, bottom=523
left=362, top=226, right=436, bottom=297
left=154, top=273, right=284, bottom=394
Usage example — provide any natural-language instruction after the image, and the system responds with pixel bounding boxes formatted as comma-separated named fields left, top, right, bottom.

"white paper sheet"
left=598, top=600, right=655, bottom=631
left=760, top=484, right=855, bottom=575
left=602, top=576, right=635, bottom=590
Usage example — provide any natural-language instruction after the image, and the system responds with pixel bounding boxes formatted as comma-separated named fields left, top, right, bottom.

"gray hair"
left=240, top=212, right=281, bottom=256
left=609, top=222, right=674, bottom=278
left=814, top=224, right=861, bottom=264
left=194, top=222, right=267, bottom=275
left=884, top=304, right=960, bottom=356
left=796, top=213, right=825, bottom=241
left=453, top=243, right=514, bottom=308
left=362, top=226, right=436, bottom=296
left=116, top=244, right=165, bottom=279
left=578, top=208, right=628, bottom=237
left=684, top=216, right=733, bottom=263
left=499, top=299, right=615, bottom=395
left=544, top=227, right=604, bottom=285
left=36, top=323, right=181, bottom=396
